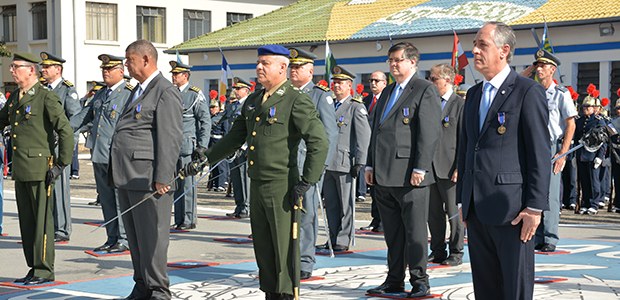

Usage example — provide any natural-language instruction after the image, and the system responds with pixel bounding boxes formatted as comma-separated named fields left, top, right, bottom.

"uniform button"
left=474, top=146, right=479, bottom=151
left=14, top=122, right=18, bottom=126
left=98, top=125, right=101, bottom=128
left=12, top=146, right=16, bottom=150
left=249, top=160, right=254, bottom=166
left=249, top=145, right=255, bottom=151
left=38, top=153, right=42, bottom=156
left=255, top=117, right=260, bottom=122
left=15, top=110, right=19, bottom=114
left=252, top=131, right=256, bottom=136
left=12, top=134, right=16, bottom=138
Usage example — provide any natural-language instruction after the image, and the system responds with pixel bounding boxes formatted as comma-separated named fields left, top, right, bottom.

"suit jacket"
left=327, top=96, right=371, bottom=172
left=206, top=80, right=328, bottom=184
left=0, top=82, right=74, bottom=181
left=70, top=82, right=133, bottom=164
left=110, top=72, right=183, bottom=191
left=431, top=92, right=464, bottom=179
left=367, top=76, right=441, bottom=187
left=456, top=70, right=551, bottom=225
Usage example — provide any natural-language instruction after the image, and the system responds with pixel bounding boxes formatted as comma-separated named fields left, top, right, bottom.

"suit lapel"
left=123, top=73, right=162, bottom=114
left=258, top=82, right=289, bottom=114
left=378, top=77, right=418, bottom=128
left=15, top=84, right=42, bottom=110
left=443, top=93, right=458, bottom=119
left=479, top=70, right=516, bottom=137
left=469, top=83, right=483, bottom=141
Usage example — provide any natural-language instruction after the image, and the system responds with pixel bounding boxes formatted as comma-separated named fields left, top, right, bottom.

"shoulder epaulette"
left=190, top=86, right=201, bottom=93
left=574, top=115, right=581, bottom=120
left=555, top=85, right=568, bottom=93
left=352, top=96, right=363, bottom=103
left=125, top=83, right=134, bottom=91
left=314, top=84, right=330, bottom=92
left=62, top=79, right=74, bottom=87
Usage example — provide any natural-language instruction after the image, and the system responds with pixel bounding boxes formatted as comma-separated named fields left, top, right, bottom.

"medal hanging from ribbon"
left=110, top=104, right=117, bottom=119
left=25, top=105, right=31, bottom=120
left=402, top=107, right=410, bottom=125
left=442, top=115, right=450, bottom=128
left=267, top=106, right=277, bottom=124
left=135, top=104, right=142, bottom=120
left=497, top=112, right=506, bottom=135
left=337, top=115, right=345, bottom=127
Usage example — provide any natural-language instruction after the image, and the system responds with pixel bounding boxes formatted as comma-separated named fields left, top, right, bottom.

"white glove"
left=594, top=157, right=602, bottom=169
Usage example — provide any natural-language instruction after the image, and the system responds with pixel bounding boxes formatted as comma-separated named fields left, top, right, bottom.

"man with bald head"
left=203, top=44, right=328, bottom=299
left=110, top=40, right=183, bottom=300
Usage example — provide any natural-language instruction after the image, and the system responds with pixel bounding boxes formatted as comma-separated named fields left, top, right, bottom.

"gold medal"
left=497, top=125, right=506, bottom=134
left=135, top=113, right=142, bottom=120
left=268, top=117, right=277, bottom=124
left=403, top=118, right=410, bottom=125
left=110, top=111, right=116, bottom=119
left=25, top=114, right=31, bottom=120
left=443, top=122, right=449, bottom=128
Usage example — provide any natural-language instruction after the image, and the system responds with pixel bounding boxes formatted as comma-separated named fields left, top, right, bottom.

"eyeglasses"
left=386, top=58, right=408, bottom=64
left=9, top=63, right=32, bottom=70
left=368, top=79, right=385, bottom=83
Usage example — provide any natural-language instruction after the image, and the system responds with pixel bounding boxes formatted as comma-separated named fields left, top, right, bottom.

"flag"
left=451, top=31, right=469, bottom=70
left=540, top=21, right=554, bottom=53
left=175, top=49, right=181, bottom=63
left=219, top=51, right=232, bottom=97
left=325, top=41, right=337, bottom=84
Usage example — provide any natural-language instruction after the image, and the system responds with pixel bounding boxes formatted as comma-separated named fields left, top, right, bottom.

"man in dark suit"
left=110, top=39, right=183, bottom=300
left=365, top=42, right=441, bottom=298
left=457, top=22, right=550, bottom=299
left=427, top=63, right=465, bottom=266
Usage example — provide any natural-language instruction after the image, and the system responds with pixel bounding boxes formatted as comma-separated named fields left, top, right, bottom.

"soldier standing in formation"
left=70, top=54, right=132, bottom=253
left=288, top=47, right=338, bottom=280
left=1, top=52, right=73, bottom=285
left=169, top=61, right=211, bottom=230
left=318, top=66, right=370, bottom=252
left=39, top=52, right=81, bottom=243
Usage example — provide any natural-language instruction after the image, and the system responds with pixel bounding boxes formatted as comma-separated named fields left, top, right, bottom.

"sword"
left=316, top=183, right=334, bottom=257
left=292, top=193, right=302, bottom=300
left=551, top=143, right=582, bottom=163
left=42, top=156, right=54, bottom=262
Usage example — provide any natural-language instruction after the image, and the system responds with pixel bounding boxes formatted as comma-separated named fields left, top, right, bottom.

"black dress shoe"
left=176, top=223, right=196, bottom=230
left=279, top=293, right=294, bottom=300
left=108, top=243, right=129, bottom=253
left=540, top=244, right=556, bottom=252
left=407, top=283, right=430, bottom=298
left=366, top=282, right=405, bottom=294
left=24, top=276, right=52, bottom=285
left=14, top=272, right=34, bottom=283
left=427, top=252, right=446, bottom=263
left=534, top=243, right=544, bottom=250
left=300, top=271, right=312, bottom=280
left=265, top=292, right=280, bottom=300
left=441, top=255, right=463, bottom=266
left=88, top=200, right=100, bottom=206
left=236, top=212, right=250, bottom=219
left=359, top=225, right=375, bottom=231
left=54, top=234, right=70, bottom=242
left=93, top=244, right=113, bottom=252
left=315, top=243, right=329, bottom=250
left=332, top=245, right=349, bottom=252
left=371, top=224, right=383, bottom=232
left=225, top=212, right=237, bottom=217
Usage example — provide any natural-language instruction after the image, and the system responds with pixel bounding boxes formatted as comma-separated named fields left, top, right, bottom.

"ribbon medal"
left=337, top=115, right=345, bottom=127
left=25, top=105, right=31, bottom=120
left=402, top=107, right=410, bottom=124
left=110, top=104, right=117, bottom=119
left=497, top=112, right=506, bottom=135
left=442, top=115, right=450, bottom=128
left=267, top=106, right=277, bottom=124
left=135, top=104, right=142, bottom=120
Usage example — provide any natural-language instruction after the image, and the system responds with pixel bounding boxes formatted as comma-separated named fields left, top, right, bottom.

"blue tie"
left=479, top=82, right=494, bottom=131
left=106, top=88, right=112, bottom=99
left=334, top=101, right=341, bottom=111
left=380, top=86, right=402, bottom=123
left=132, top=85, right=143, bottom=102
left=441, top=98, right=447, bottom=111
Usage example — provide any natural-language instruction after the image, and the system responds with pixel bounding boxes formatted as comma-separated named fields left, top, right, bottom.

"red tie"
left=369, top=95, right=377, bottom=113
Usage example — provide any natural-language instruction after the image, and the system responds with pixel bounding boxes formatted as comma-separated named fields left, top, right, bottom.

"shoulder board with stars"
left=125, top=83, right=134, bottom=91
left=314, top=84, right=330, bottom=92
left=190, top=86, right=201, bottom=93
left=62, top=79, right=74, bottom=87
left=352, top=96, right=363, bottom=103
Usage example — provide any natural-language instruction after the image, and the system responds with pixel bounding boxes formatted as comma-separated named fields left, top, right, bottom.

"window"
left=136, top=6, right=165, bottom=43
left=184, top=9, right=210, bottom=41
left=86, top=2, right=117, bottom=41
left=576, top=62, right=600, bottom=105
left=226, top=12, right=252, bottom=26
left=2, top=5, right=16, bottom=42
left=31, top=2, right=47, bottom=40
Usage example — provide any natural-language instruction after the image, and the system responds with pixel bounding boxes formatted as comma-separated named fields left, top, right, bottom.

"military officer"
left=169, top=60, right=211, bottom=230
left=318, top=66, right=371, bottom=251
left=39, top=51, right=81, bottom=242
left=208, top=100, right=230, bottom=191
left=224, top=77, right=251, bottom=218
left=288, top=47, right=338, bottom=280
left=202, top=44, right=328, bottom=299
left=70, top=54, right=132, bottom=253
left=0, top=52, right=73, bottom=285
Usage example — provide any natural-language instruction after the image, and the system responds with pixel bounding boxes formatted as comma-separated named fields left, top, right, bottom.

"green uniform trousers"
left=15, top=180, right=55, bottom=280
left=250, top=175, right=300, bottom=294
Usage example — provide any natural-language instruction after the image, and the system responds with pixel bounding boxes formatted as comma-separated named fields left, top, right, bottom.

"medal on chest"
left=497, top=112, right=506, bottom=134
left=110, top=104, right=117, bottom=119
left=135, top=104, right=142, bottom=120
left=337, top=115, right=345, bottom=127
left=267, top=106, right=277, bottom=124
left=442, top=115, right=449, bottom=128
left=25, top=105, right=32, bottom=120
left=402, top=107, right=410, bottom=125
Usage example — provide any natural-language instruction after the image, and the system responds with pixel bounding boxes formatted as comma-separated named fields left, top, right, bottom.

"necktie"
left=19, top=90, right=25, bottom=100
left=479, top=82, right=494, bottom=131
left=106, top=88, right=112, bottom=99
left=261, top=91, right=270, bottom=104
left=132, top=85, right=143, bottom=102
left=334, top=101, right=342, bottom=111
left=369, top=95, right=377, bottom=113
left=47, top=84, right=53, bottom=90
left=380, top=86, right=402, bottom=123
left=441, top=98, right=447, bottom=111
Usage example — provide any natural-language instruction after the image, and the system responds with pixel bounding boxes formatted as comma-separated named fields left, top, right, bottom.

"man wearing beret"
left=71, top=54, right=133, bottom=254
left=39, top=51, right=81, bottom=243
left=288, top=47, right=338, bottom=280
left=0, top=52, right=74, bottom=285
left=203, top=44, right=328, bottom=299
left=169, top=60, right=211, bottom=230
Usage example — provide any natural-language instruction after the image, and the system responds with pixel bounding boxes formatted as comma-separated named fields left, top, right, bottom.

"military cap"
left=583, top=96, right=598, bottom=107
left=534, top=49, right=560, bottom=67
left=124, top=74, right=132, bottom=81
left=13, top=52, right=41, bottom=64
left=289, top=47, right=317, bottom=65
left=98, top=54, right=124, bottom=68
left=614, top=99, right=620, bottom=109
left=209, top=99, right=220, bottom=107
left=331, top=65, right=355, bottom=81
left=232, top=77, right=252, bottom=89
left=169, top=61, right=192, bottom=73
left=257, top=44, right=289, bottom=57
left=40, top=51, right=65, bottom=65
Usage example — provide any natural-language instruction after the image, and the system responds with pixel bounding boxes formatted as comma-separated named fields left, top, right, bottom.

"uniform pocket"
left=132, top=150, right=154, bottom=160
left=28, top=148, right=52, bottom=158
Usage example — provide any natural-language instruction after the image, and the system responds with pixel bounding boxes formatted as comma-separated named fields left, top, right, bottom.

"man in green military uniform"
left=197, top=44, right=328, bottom=300
left=0, top=53, right=73, bottom=285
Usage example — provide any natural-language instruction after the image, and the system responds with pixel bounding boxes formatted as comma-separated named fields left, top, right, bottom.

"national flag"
left=219, top=51, right=232, bottom=97
left=540, top=21, right=554, bottom=53
left=175, top=49, right=182, bottom=63
left=451, top=31, right=469, bottom=70
left=324, top=40, right=337, bottom=84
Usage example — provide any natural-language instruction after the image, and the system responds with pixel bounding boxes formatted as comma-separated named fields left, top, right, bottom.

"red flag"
left=451, top=31, right=469, bottom=71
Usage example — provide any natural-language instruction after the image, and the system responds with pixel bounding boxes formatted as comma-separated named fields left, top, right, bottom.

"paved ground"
left=0, top=157, right=619, bottom=299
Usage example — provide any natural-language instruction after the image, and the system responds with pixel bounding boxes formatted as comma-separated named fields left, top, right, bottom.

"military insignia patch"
left=276, top=89, right=285, bottom=96
left=126, top=83, right=134, bottom=90
left=101, top=55, right=110, bottom=64
left=63, top=80, right=74, bottom=87
left=333, top=66, right=342, bottom=74
left=536, top=49, right=544, bottom=58
left=40, top=52, right=49, bottom=60
left=190, top=86, right=201, bottom=93
left=290, top=49, right=298, bottom=58
left=70, top=92, right=78, bottom=100
left=326, top=96, right=334, bottom=105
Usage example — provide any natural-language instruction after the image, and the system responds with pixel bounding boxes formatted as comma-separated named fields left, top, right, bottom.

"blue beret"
left=257, top=44, right=290, bottom=57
